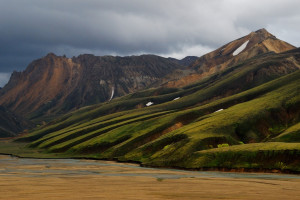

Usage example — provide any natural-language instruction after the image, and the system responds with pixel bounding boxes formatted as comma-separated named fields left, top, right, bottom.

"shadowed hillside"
left=0, top=106, right=33, bottom=138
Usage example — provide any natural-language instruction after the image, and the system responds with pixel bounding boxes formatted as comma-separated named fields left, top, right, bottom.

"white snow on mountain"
left=233, top=40, right=249, bottom=56
left=146, top=102, right=154, bottom=106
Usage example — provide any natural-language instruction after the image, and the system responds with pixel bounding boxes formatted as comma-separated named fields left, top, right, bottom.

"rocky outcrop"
left=0, top=54, right=184, bottom=120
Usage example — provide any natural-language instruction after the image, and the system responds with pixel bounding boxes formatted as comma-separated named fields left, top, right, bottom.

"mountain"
left=0, top=29, right=292, bottom=122
left=180, top=56, right=199, bottom=66
left=1, top=28, right=298, bottom=137
left=0, top=54, right=185, bottom=121
left=168, top=56, right=198, bottom=66
left=164, top=28, right=296, bottom=88
left=192, top=28, right=295, bottom=71
left=16, top=47, right=300, bottom=172
left=0, top=105, right=33, bottom=138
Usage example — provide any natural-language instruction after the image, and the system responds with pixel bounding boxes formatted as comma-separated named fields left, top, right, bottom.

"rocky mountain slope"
left=0, top=54, right=186, bottom=121
left=164, top=29, right=296, bottom=88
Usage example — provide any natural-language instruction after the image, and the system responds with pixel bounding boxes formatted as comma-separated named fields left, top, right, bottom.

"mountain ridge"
left=163, top=28, right=296, bottom=88
left=0, top=28, right=297, bottom=130
left=0, top=53, right=189, bottom=121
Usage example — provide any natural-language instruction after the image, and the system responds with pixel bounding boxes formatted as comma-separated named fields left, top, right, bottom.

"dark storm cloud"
left=0, top=0, right=300, bottom=82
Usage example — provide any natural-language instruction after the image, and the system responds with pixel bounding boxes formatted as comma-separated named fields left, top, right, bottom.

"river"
left=0, top=155, right=299, bottom=199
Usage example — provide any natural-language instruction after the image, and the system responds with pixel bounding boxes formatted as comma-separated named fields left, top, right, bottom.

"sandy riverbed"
left=0, top=155, right=299, bottom=200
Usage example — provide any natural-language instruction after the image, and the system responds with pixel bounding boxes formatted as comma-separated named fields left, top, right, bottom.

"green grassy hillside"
left=12, top=48, right=300, bottom=172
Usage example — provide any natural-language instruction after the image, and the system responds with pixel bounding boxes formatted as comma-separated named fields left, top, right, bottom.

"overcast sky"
left=1, top=0, right=300, bottom=87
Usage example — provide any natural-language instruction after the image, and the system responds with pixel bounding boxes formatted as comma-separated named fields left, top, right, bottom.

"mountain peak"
left=165, top=29, right=296, bottom=88
left=255, top=28, right=269, bottom=34
left=250, top=28, right=275, bottom=41
left=45, top=52, right=58, bottom=58
left=190, top=28, right=295, bottom=71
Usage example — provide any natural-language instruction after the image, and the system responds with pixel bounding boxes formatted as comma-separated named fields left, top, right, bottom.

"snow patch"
left=173, top=97, right=180, bottom=101
left=109, top=87, right=114, bottom=101
left=146, top=102, right=154, bottom=107
left=233, top=40, right=249, bottom=56
left=214, top=109, right=224, bottom=113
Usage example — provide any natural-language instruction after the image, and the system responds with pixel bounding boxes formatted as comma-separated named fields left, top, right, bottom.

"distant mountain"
left=0, top=54, right=185, bottom=121
left=168, top=56, right=198, bottom=66
left=0, top=105, right=33, bottom=138
left=164, top=29, right=296, bottom=88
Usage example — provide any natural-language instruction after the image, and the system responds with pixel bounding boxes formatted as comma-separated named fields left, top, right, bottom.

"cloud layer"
left=0, top=73, right=10, bottom=87
left=0, top=0, right=300, bottom=77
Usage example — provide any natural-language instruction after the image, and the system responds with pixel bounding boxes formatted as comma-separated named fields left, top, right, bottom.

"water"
left=0, top=154, right=299, bottom=180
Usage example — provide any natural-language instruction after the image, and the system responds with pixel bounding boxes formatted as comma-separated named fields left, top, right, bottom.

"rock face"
left=164, top=29, right=296, bottom=88
left=0, top=54, right=184, bottom=119
left=0, top=105, right=33, bottom=137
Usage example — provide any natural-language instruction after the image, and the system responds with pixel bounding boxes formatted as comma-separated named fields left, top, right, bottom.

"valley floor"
left=0, top=155, right=300, bottom=200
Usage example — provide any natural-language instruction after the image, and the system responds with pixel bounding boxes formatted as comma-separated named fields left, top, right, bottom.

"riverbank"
left=0, top=139, right=300, bottom=175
